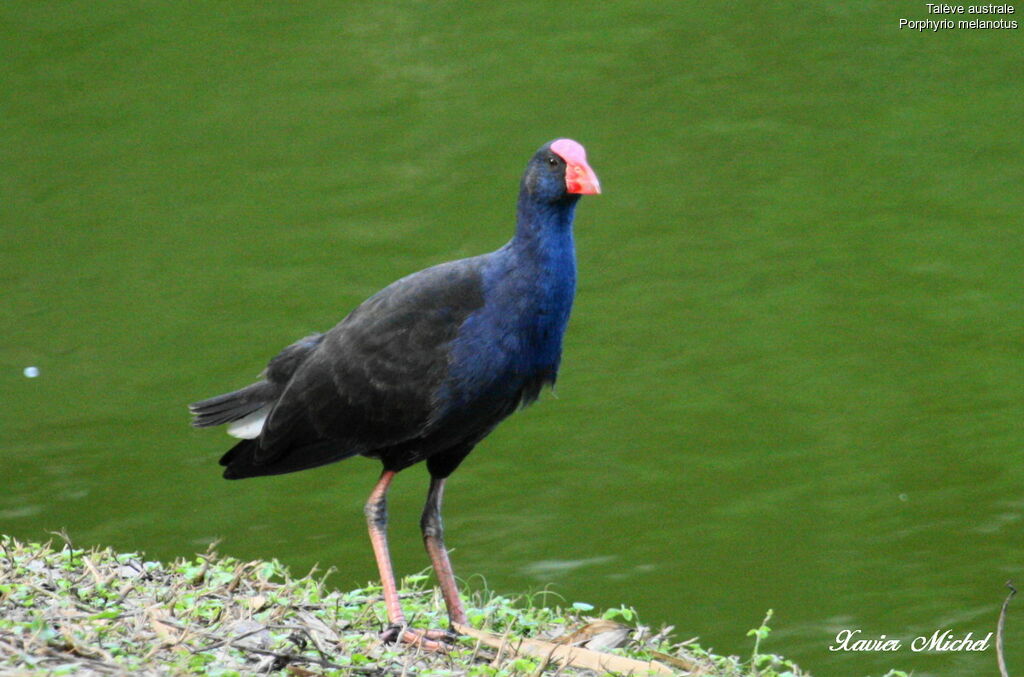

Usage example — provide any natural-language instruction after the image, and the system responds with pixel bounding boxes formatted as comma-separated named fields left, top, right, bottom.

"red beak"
left=550, top=138, right=601, bottom=195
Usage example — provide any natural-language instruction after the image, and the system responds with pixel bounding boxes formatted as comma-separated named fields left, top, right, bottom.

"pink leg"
left=421, top=477, right=467, bottom=626
left=364, top=471, right=455, bottom=650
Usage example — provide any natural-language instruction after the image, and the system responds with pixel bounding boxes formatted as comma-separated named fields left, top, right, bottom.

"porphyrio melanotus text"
left=190, top=139, right=600, bottom=648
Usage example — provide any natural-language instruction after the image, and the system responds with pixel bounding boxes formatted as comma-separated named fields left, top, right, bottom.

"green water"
left=3, top=4, right=1022, bottom=674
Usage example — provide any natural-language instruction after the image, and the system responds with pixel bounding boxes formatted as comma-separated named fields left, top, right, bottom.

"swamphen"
left=190, top=139, right=600, bottom=649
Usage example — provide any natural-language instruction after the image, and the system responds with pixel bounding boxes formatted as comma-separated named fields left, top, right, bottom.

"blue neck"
left=512, top=194, right=579, bottom=267
left=505, top=191, right=578, bottom=340
left=440, top=191, right=580, bottom=412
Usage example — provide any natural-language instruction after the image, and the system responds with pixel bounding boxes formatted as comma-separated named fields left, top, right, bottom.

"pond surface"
left=3, top=4, right=1022, bottom=675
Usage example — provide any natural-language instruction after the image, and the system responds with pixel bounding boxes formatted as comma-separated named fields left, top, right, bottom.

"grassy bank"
left=0, top=534, right=852, bottom=676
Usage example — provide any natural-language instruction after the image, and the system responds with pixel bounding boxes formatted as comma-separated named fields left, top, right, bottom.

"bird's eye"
left=547, top=156, right=559, bottom=168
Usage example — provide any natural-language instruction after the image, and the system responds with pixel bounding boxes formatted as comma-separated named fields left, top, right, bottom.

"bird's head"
left=521, top=138, right=601, bottom=204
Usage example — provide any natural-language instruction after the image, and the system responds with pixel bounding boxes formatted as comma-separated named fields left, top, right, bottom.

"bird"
left=189, top=138, right=600, bottom=649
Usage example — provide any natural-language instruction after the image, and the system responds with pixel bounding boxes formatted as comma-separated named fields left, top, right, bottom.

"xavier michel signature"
left=830, top=628, right=992, bottom=653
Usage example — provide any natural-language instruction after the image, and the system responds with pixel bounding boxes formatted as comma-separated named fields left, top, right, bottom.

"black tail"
left=220, top=438, right=361, bottom=479
left=189, top=382, right=275, bottom=428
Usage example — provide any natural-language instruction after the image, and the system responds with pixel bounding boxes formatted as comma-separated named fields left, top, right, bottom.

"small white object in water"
left=23, top=366, right=39, bottom=378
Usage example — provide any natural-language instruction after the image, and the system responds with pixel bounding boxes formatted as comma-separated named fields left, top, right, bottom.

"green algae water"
left=2, top=4, right=1021, bottom=675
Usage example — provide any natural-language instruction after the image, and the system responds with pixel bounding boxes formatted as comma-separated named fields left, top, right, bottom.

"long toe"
left=380, top=624, right=458, bottom=652
left=421, top=627, right=460, bottom=643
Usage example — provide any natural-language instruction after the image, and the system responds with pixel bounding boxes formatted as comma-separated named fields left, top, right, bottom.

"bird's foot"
left=381, top=623, right=459, bottom=651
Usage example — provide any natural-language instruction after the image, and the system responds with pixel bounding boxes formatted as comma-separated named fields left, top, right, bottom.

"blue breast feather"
left=441, top=208, right=577, bottom=413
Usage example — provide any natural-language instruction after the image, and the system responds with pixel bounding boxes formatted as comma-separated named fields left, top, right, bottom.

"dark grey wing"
left=189, top=333, right=324, bottom=427
left=264, top=333, right=325, bottom=383
left=253, top=258, right=486, bottom=465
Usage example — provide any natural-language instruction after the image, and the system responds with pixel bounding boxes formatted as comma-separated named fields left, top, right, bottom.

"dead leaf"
left=454, top=623, right=675, bottom=676
left=585, top=626, right=631, bottom=652
left=82, top=556, right=108, bottom=587
left=286, top=666, right=319, bottom=677
left=651, top=650, right=708, bottom=673
left=146, top=607, right=180, bottom=644
left=295, top=610, right=340, bottom=653
left=228, top=619, right=269, bottom=650
left=552, top=618, right=631, bottom=652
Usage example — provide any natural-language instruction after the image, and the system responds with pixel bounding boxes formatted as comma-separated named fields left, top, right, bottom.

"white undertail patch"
left=227, top=406, right=270, bottom=439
